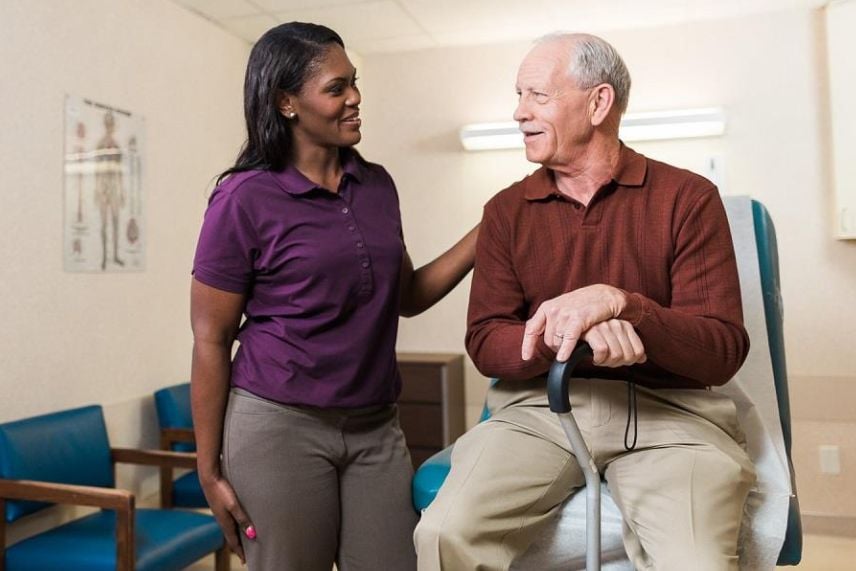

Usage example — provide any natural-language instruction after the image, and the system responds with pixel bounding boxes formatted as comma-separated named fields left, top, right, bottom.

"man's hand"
left=522, top=284, right=628, bottom=362
left=583, top=319, right=647, bottom=367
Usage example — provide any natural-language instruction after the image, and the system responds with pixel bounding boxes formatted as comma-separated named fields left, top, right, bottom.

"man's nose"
left=513, top=99, right=529, bottom=123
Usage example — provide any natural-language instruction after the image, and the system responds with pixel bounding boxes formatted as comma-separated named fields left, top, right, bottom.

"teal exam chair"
left=413, top=197, right=802, bottom=570
left=0, top=405, right=229, bottom=571
left=153, top=383, right=207, bottom=509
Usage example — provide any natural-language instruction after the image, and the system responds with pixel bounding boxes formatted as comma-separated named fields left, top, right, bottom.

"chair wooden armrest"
left=0, top=478, right=136, bottom=571
left=112, top=447, right=199, bottom=509
left=160, top=428, right=196, bottom=449
left=0, top=478, right=133, bottom=511
left=111, top=447, right=197, bottom=470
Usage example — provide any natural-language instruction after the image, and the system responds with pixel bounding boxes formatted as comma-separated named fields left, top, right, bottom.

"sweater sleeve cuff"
left=618, top=291, right=649, bottom=326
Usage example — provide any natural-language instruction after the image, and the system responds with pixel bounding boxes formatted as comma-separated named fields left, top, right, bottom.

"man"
left=414, top=33, right=755, bottom=571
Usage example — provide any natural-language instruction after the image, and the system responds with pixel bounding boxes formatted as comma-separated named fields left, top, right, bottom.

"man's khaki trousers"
left=414, top=378, right=755, bottom=571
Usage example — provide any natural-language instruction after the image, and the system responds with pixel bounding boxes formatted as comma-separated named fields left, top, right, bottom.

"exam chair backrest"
left=752, top=201, right=802, bottom=565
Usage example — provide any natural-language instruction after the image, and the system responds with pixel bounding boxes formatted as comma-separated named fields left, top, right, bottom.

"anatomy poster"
left=64, top=95, right=145, bottom=272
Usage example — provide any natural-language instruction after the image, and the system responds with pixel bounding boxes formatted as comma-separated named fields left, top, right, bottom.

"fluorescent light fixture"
left=459, top=107, right=726, bottom=151
left=619, top=108, right=726, bottom=142
left=458, top=122, right=526, bottom=151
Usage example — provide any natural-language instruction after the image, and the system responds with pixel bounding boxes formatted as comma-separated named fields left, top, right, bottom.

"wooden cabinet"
left=396, top=353, right=465, bottom=468
left=828, top=0, right=856, bottom=239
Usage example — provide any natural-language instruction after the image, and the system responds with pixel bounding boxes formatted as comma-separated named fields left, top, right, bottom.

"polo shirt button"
left=361, top=261, right=370, bottom=268
left=348, top=225, right=355, bottom=231
left=342, top=207, right=350, bottom=214
left=356, top=241, right=364, bottom=248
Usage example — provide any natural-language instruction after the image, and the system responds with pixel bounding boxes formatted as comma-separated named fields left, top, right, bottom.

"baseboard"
left=802, top=514, right=856, bottom=537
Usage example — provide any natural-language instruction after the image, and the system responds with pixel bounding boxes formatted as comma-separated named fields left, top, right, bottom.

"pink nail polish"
left=245, top=526, right=257, bottom=540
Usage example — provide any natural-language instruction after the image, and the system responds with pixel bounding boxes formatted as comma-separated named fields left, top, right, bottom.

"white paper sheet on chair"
left=512, top=196, right=791, bottom=571
left=718, top=195, right=792, bottom=570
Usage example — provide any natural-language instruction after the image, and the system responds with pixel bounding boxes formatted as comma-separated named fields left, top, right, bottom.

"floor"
left=187, top=533, right=856, bottom=570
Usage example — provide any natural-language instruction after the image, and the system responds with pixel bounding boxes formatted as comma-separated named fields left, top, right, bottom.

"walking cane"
left=547, top=342, right=599, bottom=571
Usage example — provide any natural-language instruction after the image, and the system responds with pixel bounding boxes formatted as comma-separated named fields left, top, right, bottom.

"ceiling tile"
left=222, top=13, right=280, bottom=43
left=350, top=34, right=437, bottom=54
left=173, top=0, right=260, bottom=20
left=251, top=0, right=368, bottom=12
left=271, top=1, right=424, bottom=41
left=397, top=0, right=565, bottom=38
left=172, top=0, right=830, bottom=52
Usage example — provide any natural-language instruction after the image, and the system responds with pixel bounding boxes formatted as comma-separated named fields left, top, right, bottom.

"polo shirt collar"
left=613, top=144, right=647, bottom=187
left=271, top=147, right=364, bottom=196
left=524, top=143, right=648, bottom=200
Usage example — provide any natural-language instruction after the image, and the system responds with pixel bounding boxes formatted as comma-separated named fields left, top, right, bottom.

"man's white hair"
left=536, top=32, right=631, bottom=115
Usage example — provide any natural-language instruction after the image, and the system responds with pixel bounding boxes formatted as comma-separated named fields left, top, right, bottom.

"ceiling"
left=171, top=0, right=829, bottom=55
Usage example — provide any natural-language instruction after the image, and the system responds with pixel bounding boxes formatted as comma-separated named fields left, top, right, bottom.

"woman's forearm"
left=189, top=278, right=245, bottom=482
left=400, top=224, right=479, bottom=317
left=190, top=339, right=233, bottom=482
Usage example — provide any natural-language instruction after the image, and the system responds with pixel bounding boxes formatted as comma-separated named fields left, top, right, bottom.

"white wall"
left=0, top=0, right=248, bottom=426
left=359, top=8, right=856, bottom=519
left=2, top=0, right=854, bottom=529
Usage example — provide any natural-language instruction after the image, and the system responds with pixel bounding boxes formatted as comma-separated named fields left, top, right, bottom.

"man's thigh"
left=603, top=388, right=755, bottom=571
left=416, top=409, right=584, bottom=570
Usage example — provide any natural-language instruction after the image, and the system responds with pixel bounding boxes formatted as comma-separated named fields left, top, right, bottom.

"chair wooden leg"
left=159, top=433, right=175, bottom=508
left=115, top=497, right=136, bottom=571
left=159, top=467, right=174, bottom=508
left=1, top=498, right=6, bottom=571
left=215, top=544, right=231, bottom=571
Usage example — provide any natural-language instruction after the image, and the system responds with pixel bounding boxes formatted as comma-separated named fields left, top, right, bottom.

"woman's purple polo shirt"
left=192, top=150, right=404, bottom=408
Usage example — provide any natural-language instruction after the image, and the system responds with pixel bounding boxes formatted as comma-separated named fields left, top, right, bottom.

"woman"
left=190, top=22, right=478, bottom=571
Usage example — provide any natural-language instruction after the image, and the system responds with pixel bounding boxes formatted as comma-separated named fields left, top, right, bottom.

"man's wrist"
left=610, top=286, right=628, bottom=317
left=616, top=289, right=646, bottom=325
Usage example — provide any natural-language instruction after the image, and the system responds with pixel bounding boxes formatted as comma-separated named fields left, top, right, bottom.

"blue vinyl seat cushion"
left=412, top=446, right=452, bottom=512
left=5, top=508, right=224, bottom=571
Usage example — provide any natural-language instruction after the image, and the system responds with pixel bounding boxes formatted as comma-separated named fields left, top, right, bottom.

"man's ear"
left=589, top=84, right=616, bottom=127
left=277, top=91, right=297, bottom=119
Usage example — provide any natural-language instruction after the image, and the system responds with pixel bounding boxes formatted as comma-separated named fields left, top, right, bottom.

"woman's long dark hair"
left=217, top=22, right=344, bottom=185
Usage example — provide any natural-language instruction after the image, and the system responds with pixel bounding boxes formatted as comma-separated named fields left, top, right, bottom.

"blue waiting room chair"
left=412, top=197, right=802, bottom=570
left=0, top=404, right=229, bottom=571
left=153, top=383, right=207, bottom=509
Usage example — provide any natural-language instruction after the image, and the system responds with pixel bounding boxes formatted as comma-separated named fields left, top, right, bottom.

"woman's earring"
left=285, top=110, right=296, bottom=119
